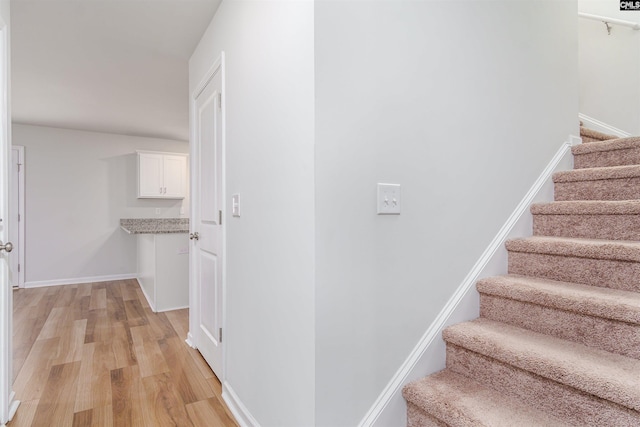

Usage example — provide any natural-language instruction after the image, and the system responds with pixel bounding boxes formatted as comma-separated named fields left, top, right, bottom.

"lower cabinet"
left=137, top=233, right=189, bottom=312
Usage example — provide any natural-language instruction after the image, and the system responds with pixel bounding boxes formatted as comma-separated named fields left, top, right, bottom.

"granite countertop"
left=120, top=218, right=189, bottom=234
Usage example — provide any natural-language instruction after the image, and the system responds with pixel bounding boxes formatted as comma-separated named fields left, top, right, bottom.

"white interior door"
left=191, top=57, right=224, bottom=378
left=0, top=14, right=19, bottom=425
left=10, top=146, right=24, bottom=287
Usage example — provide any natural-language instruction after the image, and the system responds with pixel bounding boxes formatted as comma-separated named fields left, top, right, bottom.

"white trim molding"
left=136, top=277, right=156, bottom=313
left=156, top=304, right=188, bottom=313
left=568, top=134, right=582, bottom=147
left=0, top=392, right=18, bottom=427
left=135, top=277, right=189, bottom=314
left=0, top=15, right=18, bottom=425
left=25, top=273, right=137, bottom=289
left=185, top=332, right=196, bottom=349
left=358, top=137, right=577, bottom=427
left=223, top=381, right=261, bottom=427
left=579, top=113, right=631, bottom=138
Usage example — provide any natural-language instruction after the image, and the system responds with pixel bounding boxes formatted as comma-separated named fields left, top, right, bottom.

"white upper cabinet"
left=138, top=151, right=187, bottom=199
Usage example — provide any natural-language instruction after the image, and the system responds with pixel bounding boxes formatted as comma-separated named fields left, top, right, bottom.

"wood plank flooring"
left=9, top=280, right=237, bottom=427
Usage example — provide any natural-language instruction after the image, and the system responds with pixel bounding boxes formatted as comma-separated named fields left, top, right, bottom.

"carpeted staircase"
left=402, top=133, right=640, bottom=426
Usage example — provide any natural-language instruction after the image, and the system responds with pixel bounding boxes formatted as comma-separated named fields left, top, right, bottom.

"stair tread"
left=443, top=319, right=640, bottom=411
left=477, top=275, right=640, bottom=324
left=579, top=127, right=619, bottom=143
left=553, top=164, right=640, bottom=183
left=506, top=236, right=640, bottom=262
left=573, top=136, right=640, bottom=155
left=403, top=370, right=571, bottom=427
left=531, top=200, right=640, bottom=215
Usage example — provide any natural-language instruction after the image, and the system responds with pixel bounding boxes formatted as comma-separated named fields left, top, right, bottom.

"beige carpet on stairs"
left=579, top=123, right=618, bottom=142
left=402, top=132, right=640, bottom=426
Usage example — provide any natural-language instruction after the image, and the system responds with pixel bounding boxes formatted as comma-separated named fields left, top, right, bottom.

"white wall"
left=189, top=2, right=315, bottom=426
left=579, top=0, right=640, bottom=134
left=314, top=2, right=579, bottom=426
left=12, top=123, right=188, bottom=285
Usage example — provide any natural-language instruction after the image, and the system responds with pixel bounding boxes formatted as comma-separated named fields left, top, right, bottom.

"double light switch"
left=377, top=183, right=401, bottom=215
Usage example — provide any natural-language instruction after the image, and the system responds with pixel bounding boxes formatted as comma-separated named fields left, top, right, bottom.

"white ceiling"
left=11, top=0, right=222, bottom=141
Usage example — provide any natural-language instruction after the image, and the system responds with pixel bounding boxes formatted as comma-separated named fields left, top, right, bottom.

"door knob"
left=0, top=241, right=13, bottom=252
left=189, top=232, right=199, bottom=241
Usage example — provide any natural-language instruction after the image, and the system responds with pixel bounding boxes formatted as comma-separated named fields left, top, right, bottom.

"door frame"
left=0, top=13, right=19, bottom=425
left=10, top=145, right=24, bottom=288
left=188, top=52, right=226, bottom=381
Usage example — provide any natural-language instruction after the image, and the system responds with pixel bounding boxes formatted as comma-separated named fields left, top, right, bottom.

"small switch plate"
left=377, top=183, right=401, bottom=215
left=232, top=194, right=240, bottom=217
left=155, top=208, right=161, bottom=215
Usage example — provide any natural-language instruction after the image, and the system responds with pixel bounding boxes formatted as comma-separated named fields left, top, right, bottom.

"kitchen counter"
left=120, top=218, right=189, bottom=234
left=121, top=218, right=189, bottom=312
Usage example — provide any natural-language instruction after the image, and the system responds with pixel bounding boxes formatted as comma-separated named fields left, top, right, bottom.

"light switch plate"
left=232, top=194, right=240, bottom=217
left=377, top=183, right=401, bottom=215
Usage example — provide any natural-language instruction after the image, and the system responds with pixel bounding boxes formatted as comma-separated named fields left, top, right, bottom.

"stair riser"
left=446, top=344, right=640, bottom=427
left=508, top=251, right=640, bottom=292
left=581, top=136, right=603, bottom=143
left=574, top=148, right=640, bottom=169
left=532, top=214, right=640, bottom=240
left=480, top=294, right=640, bottom=359
left=407, top=403, right=448, bottom=427
left=554, top=177, right=640, bottom=201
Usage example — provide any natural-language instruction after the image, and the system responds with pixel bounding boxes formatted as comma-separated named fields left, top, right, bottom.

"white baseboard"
left=156, top=304, right=189, bottom=313
left=7, top=397, right=18, bottom=423
left=359, top=137, right=577, bottom=427
left=24, top=273, right=137, bottom=289
left=185, top=332, right=196, bottom=349
left=135, top=277, right=156, bottom=312
left=579, top=113, right=631, bottom=138
left=223, top=381, right=261, bottom=427
left=1, top=392, right=19, bottom=425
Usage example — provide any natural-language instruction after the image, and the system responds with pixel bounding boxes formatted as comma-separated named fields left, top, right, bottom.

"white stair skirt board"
left=579, top=113, right=631, bottom=138
left=223, top=381, right=261, bottom=427
left=24, top=273, right=137, bottom=288
left=358, top=136, right=580, bottom=427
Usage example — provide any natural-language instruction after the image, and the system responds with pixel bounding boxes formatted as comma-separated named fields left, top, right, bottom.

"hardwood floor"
left=9, top=280, right=237, bottom=427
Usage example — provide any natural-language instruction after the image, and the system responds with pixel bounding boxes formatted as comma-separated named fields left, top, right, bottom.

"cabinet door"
left=163, top=155, right=187, bottom=198
left=138, top=153, right=164, bottom=197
